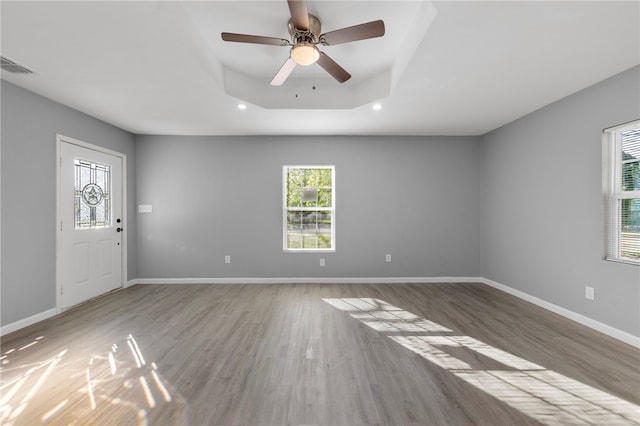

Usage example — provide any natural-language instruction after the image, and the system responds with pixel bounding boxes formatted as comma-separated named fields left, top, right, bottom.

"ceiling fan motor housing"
left=288, top=14, right=321, bottom=44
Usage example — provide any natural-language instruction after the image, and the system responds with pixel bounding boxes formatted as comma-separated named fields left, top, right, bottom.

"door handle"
left=116, top=227, right=123, bottom=232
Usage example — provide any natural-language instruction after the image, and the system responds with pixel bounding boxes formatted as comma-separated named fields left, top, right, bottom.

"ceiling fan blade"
left=320, top=20, right=385, bottom=46
left=270, top=57, right=297, bottom=86
left=288, top=0, right=310, bottom=30
left=316, top=52, right=351, bottom=83
left=221, top=32, right=290, bottom=46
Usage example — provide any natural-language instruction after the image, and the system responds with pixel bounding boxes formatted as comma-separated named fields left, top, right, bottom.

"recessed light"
left=237, top=103, right=247, bottom=110
left=372, top=103, right=382, bottom=111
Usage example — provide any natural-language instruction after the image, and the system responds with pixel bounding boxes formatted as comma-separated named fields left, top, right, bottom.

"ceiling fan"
left=221, top=0, right=385, bottom=86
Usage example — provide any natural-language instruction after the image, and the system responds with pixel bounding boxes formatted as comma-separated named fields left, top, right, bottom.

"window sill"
left=284, top=249, right=336, bottom=253
left=604, top=256, right=640, bottom=267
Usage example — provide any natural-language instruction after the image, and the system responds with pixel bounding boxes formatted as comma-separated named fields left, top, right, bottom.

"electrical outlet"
left=319, top=258, right=325, bottom=267
left=386, top=254, right=392, bottom=263
left=225, top=255, right=231, bottom=264
left=585, top=286, right=595, bottom=301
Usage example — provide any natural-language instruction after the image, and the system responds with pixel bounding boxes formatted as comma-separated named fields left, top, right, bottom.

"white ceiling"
left=1, top=1, right=638, bottom=136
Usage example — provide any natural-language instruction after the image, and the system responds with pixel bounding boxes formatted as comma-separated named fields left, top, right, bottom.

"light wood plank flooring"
left=1, top=283, right=639, bottom=425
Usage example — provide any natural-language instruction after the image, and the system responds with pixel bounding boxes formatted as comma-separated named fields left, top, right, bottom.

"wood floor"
left=1, top=283, right=639, bottom=425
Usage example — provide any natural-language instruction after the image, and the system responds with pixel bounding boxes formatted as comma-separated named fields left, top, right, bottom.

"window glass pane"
left=286, top=211, right=302, bottom=249
left=604, top=121, right=640, bottom=264
left=622, top=129, right=640, bottom=191
left=286, top=211, right=333, bottom=249
left=287, top=186, right=301, bottom=207
left=304, top=168, right=316, bottom=186
left=287, top=211, right=302, bottom=229
left=622, top=160, right=640, bottom=191
left=318, top=168, right=332, bottom=185
left=318, top=188, right=332, bottom=207
left=287, top=233, right=303, bottom=249
left=284, top=165, right=334, bottom=251
left=620, top=198, right=640, bottom=261
left=75, top=159, right=111, bottom=229
left=303, top=211, right=332, bottom=249
left=286, top=167, right=333, bottom=206
left=300, top=234, right=332, bottom=249
left=287, top=169, right=302, bottom=207
left=78, top=197, right=90, bottom=227
left=622, top=129, right=640, bottom=159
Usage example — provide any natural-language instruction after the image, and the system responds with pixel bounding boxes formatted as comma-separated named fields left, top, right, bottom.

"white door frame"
left=55, top=134, right=127, bottom=314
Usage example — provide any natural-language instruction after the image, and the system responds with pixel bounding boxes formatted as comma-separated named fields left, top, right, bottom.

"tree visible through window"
left=283, top=165, right=335, bottom=251
left=603, top=120, right=640, bottom=264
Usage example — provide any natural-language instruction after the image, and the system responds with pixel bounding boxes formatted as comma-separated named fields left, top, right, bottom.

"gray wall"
left=3, top=66, right=638, bottom=338
left=481, top=66, right=640, bottom=336
left=135, top=135, right=482, bottom=279
left=1, top=80, right=136, bottom=326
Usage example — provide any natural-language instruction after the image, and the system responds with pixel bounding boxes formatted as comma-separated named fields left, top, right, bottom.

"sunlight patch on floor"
left=0, top=346, right=66, bottom=425
left=0, top=334, right=187, bottom=425
left=323, top=297, right=640, bottom=425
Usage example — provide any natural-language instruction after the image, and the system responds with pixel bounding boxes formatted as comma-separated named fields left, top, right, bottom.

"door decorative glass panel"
left=74, top=159, right=111, bottom=229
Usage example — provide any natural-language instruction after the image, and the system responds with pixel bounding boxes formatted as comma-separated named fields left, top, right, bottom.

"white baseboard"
left=480, top=278, right=640, bottom=349
left=1, top=308, right=57, bottom=337
left=125, top=279, right=138, bottom=288
left=128, top=277, right=482, bottom=285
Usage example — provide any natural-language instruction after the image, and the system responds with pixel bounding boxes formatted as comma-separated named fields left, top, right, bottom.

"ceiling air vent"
left=1, top=56, right=34, bottom=74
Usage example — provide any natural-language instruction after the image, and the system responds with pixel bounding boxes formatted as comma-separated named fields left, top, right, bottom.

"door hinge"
left=60, top=287, right=63, bottom=295
left=60, top=221, right=63, bottom=231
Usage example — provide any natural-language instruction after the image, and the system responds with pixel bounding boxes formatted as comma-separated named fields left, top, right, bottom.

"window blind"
left=603, top=120, right=640, bottom=265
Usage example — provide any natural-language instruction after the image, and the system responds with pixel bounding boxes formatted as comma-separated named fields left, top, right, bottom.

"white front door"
left=58, top=137, right=124, bottom=310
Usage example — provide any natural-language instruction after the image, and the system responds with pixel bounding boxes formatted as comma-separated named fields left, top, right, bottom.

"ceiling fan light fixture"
left=291, top=43, right=319, bottom=66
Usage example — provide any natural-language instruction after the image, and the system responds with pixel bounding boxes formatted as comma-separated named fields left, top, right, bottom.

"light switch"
left=138, top=204, right=153, bottom=213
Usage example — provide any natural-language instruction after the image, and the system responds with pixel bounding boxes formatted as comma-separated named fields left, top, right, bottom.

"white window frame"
left=603, top=119, right=640, bottom=265
left=283, top=165, right=335, bottom=252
